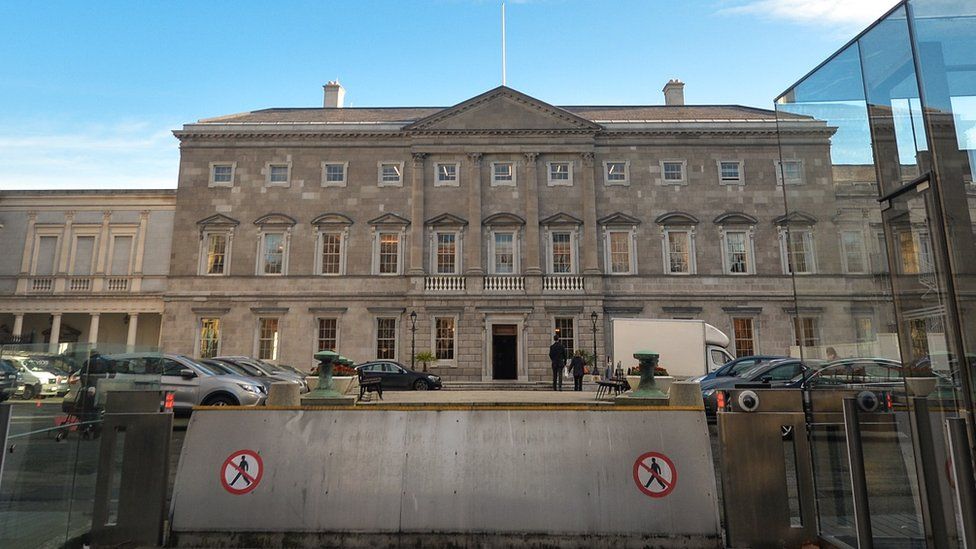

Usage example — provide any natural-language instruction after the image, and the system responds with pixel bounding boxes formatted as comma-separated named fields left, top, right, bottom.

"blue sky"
left=0, top=0, right=897, bottom=190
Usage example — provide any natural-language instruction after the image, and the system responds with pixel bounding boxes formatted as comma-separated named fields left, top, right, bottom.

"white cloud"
left=0, top=121, right=179, bottom=190
left=720, top=0, right=898, bottom=28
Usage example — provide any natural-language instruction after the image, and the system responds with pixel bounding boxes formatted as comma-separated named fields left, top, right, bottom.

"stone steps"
left=442, top=380, right=598, bottom=391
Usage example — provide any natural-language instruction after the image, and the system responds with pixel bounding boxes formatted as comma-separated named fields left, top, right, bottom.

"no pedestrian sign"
left=633, top=452, right=676, bottom=498
left=220, top=449, right=263, bottom=495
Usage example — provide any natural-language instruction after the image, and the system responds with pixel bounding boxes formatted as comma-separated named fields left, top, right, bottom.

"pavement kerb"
left=192, top=404, right=705, bottom=412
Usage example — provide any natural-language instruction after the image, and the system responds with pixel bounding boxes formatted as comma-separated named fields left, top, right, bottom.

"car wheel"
left=21, top=384, right=37, bottom=400
left=413, top=379, right=429, bottom=391
left=203, top=394, right=238, bottom=406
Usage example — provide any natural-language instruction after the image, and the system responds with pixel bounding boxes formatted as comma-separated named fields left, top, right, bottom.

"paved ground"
left=363, top=388, right=621, bottom=405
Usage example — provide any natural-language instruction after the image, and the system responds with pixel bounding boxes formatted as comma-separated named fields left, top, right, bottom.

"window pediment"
left=654, top=211, right=698, bottom=225
left=713, top=212, right=759, bottom=225
left=311, top=213, right=354, bottom=227
left=425, top=213, right=469, bottom=227
left=600, top=212, right=643, bottom=226
left=482, top=212, right=526, bottom=227
left=773, top=211, right=818, bottom=226
left=367, top=212, right=411, bottom=227
left=540, top=212, right=583, bottom=226
left=254, top=213, right=298, bottom=227
left=196, top=213, right=240, bottom=228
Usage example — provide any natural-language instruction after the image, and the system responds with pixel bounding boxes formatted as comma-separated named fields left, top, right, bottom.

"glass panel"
left=257, top=318, right=279, bottom=360
left=436, top=233, right=456, bottom=274
left=206, top=234, right=226, bottom=274
left=435, top=317, right=455, bottom=360
left=320, top=233, right=341, bottom=274
left=317, top=318, right=337, bottom=352
left=494, top=233, right=514, bottom=274
left=551, top=233, right=572, bottom=273
left=376, top=318, right=396, bottom=359
left=379, top=233, right=399, bottom=274
left=262, top=233, right=284, bottom=274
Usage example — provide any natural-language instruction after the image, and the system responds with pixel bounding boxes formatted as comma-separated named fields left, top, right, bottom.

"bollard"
left=267, top=382, right=300, bottom=407
left=668, top=381, right=702, bottom=407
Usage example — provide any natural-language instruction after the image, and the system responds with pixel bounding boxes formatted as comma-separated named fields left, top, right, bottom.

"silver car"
left=85, top=353, right=267, bottom=413
left=215, top=356, right=309, bottom=393
left=6, top=355, right=69, bottom=399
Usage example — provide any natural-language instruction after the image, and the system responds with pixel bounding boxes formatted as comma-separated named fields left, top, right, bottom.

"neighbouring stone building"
left=153, top=82, right=896, bottom=378
left=0, top=189, right=175, bottom=351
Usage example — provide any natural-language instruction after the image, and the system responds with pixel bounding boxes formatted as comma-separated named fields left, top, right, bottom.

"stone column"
left=49, top=313, right=62, bottom=354
left=408, top=153, right=427, bottom=275
left=581, top=152, right=600, bottom=275
left=57, top=211, right=74, bottom=275
left=12, top=314, right=24, bottom=337
left=19, top=212, right=37, bottom=275
left=466, top=153, right=484, bottom=275
left=523, top=153, right=542, bottom=275
left=95, top=211, right=111, bottom=274
left=126, top=313, right=139, bottom=351
left=88, top=313, right=100, bottom=344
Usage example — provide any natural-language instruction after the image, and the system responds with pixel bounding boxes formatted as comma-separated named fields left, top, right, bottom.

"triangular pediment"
left=405, top=87, right=602, bottom=133
left=196, top=213, right=240, bottom=227
left=600, top=212, right=643, bottom=226
left=311, top=213, right=354, bottom=227
left=425, top=213, right=469, bottom=227
left=773, top=211, right=818, bottom=225
left=253, top=213, right=297, bottom=227
left=540, top=212, right=584, bottom=226
left=368, top=212, right=411, bottom=226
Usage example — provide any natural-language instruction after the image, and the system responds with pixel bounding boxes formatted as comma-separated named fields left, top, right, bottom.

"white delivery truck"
left=610, top=319, right=734, bottom=379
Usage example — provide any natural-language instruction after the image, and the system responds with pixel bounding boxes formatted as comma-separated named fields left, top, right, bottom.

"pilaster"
left=523, top=153, right=542, bottom=276
left=581, top=152, right=601, bottom=276
left=465, top=153, right=484, bottom=275
left=408, top=152, right=427, bottom=275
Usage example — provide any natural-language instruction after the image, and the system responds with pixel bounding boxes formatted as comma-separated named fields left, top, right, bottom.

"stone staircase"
left=442, top=380, right=597, bottom=391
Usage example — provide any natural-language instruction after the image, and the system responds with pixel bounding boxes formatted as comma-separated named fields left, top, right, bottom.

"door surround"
left=483, top=315, right=527, bottom=381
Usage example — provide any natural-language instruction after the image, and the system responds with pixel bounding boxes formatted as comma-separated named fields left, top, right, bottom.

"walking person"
left=549, top=335, right=567, bottom=391
left=569, top=350, right=586, bottom=391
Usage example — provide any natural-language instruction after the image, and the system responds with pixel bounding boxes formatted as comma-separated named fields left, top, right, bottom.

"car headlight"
left=702, top=389, right=715, bottom=398
left=237, top=383, right=261, bottom=394
left=427, top=375, right=440, bottom=381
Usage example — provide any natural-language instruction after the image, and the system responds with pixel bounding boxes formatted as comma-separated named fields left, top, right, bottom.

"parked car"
left=355, top=361, right=443, bottom=390
left=0, top=359, right=19, bottom=402
left=688, top=355, right=787, bottom=384
left=804, top=357, right=959, bottom=410
left=63, top=353, right=267, bottom=415
left=6, top=355, right=69, bottom=399
left=199, top=358, right=275, bottom=392
left=215, top=356, right=309, bottom=393
left=701, top=358, right=824, bottom=418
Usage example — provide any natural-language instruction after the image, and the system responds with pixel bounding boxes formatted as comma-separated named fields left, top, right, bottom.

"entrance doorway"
left=491, top=324, right=518, bottom=380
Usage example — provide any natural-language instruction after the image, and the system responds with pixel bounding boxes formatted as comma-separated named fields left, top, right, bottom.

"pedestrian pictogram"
left=633, top=452, right=676, bottom=498
left=220, top=449, right=263, bottom=495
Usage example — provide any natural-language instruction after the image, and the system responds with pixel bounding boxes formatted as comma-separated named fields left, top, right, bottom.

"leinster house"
left=1, top=81, right=895, bottom=381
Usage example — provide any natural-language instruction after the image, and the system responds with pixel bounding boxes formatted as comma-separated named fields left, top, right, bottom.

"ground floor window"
left=554, top=317, right=575, bottom=356
left=257, top=317, right=279, bottom=361
left=376, top=317, right=397, bottom=359
left=434, top=317, right=456, bottom=361
left=793, top=317, right=820, bottom=350
left=199, top=318, right=220, bottom=359
left=731, top=318, right=755, bottom=358
left=317, top=318, right=338, bottom=352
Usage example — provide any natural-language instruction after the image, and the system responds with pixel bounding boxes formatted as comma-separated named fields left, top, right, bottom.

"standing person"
left=569, top=351, right=586, bottom=391
left=549, top=335, right=567, bottom=391
left=825, top=347, right=839, bottom=361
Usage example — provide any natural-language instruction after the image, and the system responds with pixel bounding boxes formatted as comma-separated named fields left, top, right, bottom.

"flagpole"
left=501, top=2, right=507, bottom=86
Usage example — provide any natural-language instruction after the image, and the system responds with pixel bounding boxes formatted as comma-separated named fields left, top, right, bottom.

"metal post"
left=590, top=312, right=598, bottom=377
left=909, top=396, right=950, bottom=549
left=409, top=311, right=417, bottom=371
left=946, top=417, right=975, bottom=549
left=843, top=397, right=873, bottom=549
left=0, top=403, right=10, bottom=491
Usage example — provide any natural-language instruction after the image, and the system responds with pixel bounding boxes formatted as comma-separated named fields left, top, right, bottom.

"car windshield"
left=728, top=360, right=766, bottom=376
left=214, top=360, right=253, bottom=377
left=179, top=357, right=217, bottom=376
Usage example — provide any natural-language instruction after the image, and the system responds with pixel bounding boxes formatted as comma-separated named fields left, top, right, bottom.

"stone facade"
left=160, top=86, right=894, bottom=377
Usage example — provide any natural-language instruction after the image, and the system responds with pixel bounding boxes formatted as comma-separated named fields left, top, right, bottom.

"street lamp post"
left=409, top=311, right=417, bottom=370
left=590, top=311, right=599, bottom=377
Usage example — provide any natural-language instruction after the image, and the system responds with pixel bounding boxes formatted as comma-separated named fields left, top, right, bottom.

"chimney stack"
left=663, top=79, right=685, bottom=106
left=323, top=80, right=345, bottom=108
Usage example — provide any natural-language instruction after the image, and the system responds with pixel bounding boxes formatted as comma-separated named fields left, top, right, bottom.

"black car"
left=702, top=358, right=824, bottom=418
left=690, top=354, right=787, bottom=384
left=0, top=359, right=19, bottom=402
left=355, top=361, right=443, bottom=390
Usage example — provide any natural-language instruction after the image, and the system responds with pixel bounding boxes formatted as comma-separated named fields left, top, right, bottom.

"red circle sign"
left=220, top=449, right=263, bottom=495
left=633, top=451, right=677, bottom=498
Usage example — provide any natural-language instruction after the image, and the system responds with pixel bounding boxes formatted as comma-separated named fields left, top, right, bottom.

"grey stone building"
left=0, top=189, right=176, bottom=351
left=149, top=82, right=895, bottom=378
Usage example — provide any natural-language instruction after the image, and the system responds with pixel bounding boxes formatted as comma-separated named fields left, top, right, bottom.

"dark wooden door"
left=492, top=325, right=518, bottom=380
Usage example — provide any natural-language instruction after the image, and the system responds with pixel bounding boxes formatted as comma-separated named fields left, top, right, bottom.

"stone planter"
left=626, top=375, right=674, bottom=395
left=305, top=376, right=319, bottom=391
left=332, top=376, right=354, bottom=396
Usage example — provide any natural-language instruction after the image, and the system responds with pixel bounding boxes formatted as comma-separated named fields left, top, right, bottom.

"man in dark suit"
left=549, top=335, right=567, bottom=391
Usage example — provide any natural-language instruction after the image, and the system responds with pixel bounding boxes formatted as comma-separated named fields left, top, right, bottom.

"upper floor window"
left=322, top=162, right=347, bottom=187
left=841, top=231, right=867, bottom=274
left=604, top=161, right=630, bottom=186
left=491, top=162, right=515, bottom=186
left=776, top=160, right=804, bottom=185
left=204, top=233, right=228, bottom=275
left=109, top=234, right=134, bottom=275
left=718, top=161, right=743, bottom=185
left=377, top=232, right=401, bottom=275
left=69, top=235, right=96, bottom=276
left=210, top=163, right=235, bottom=187
left=548, top=231, right=576, bottom=274
left=605, top=230, right=636, bottom=275
left=547, top=161, right=573, bottom=186
left=780, top=229, right=816, bottom=274
left=664, top=229, right=696, bottom=275
left=722, top=230, right=754, bottom=275
left=491, top=232, right=517, bottom=274
left=435, top=163, right=459, bottom=187
left=378, top=162, right=404, bottom=187
left=32, top=234, right=60, bottom=275
left=266, top=163, right=291, bottom=187
left=661, top=160, right=687, bottom=184
left=318, top=231, right=344, bottom=275
left=434, top=232, right=459, bottom=274
left=260, top=232, right=286, bottom=275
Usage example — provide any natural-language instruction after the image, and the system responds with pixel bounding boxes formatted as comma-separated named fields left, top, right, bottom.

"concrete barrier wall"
left=170, top=407, right=720, bottom=547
